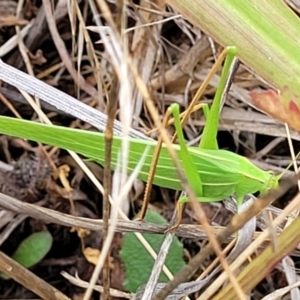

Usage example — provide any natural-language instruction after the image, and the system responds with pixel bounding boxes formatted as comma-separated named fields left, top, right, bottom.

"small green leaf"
left=12, top=231, right=53, bottom=267
left=120, top=211, right=185, bottom=292
left=0, top=231, right=53, bottom=280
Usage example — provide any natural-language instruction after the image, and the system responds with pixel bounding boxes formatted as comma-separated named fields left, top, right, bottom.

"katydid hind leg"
left=136, top=108, right=172, bottom=221
left=175, top=47, right=236, bottom=141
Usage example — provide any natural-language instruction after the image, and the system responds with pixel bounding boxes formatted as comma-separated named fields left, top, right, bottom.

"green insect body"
left=81, top=130, right=280, bottom=204
left=0, top=115, right=279, bottom=205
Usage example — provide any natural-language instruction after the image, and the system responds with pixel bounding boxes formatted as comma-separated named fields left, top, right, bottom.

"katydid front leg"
left=199, top=46, right=237, bottom=150
left=168, top=46, right=238, bottom=230
left=167, top=103, right=203, bottom=230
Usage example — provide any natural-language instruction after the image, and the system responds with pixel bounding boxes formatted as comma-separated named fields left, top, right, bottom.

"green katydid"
left=0, top=47, right=281, bottom=227
left=0, top=115, right=280, bottom=201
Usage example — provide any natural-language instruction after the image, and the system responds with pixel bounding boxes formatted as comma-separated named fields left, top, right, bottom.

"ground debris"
left=0, top=151, right=52, bottom=200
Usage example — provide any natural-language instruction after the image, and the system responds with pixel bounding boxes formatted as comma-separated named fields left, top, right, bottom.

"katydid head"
left=261, top=171, right=280, bottom=194
left=270, top=172, right=280, bottom=189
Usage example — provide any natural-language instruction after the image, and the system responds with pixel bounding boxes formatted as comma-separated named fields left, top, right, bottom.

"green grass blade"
left=167, top=0, right=300, bottom=131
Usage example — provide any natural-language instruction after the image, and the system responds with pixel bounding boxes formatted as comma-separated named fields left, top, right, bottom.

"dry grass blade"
left=61, top=271, right=133, bottom=299
left=96, top=0, right=128, bottom=297
left=199, top=191, right=300, bottom=299
left=129, top=0, right=165, bottom=127
left=43, top=0, right=98, bottom=99
left=0, top=60, right=148, bottom=138
left=281, top=257, right=300, bottom=300
left=212, top=204, right=300, bottom=299
left=261, top=280, right=300, bottom=300
left=139, top=233, right=176, bottom=300
left=0, top=191, right=286, bottom=248
left=0, top=251, right=70, bottom=300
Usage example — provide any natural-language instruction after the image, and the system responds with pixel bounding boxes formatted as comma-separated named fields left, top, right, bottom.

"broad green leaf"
left=120, top=210, right=185, bottom=292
